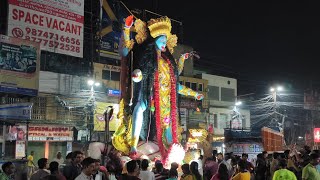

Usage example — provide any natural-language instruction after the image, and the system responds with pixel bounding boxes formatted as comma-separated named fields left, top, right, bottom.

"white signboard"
left=8, top=0, right=84, bottom=57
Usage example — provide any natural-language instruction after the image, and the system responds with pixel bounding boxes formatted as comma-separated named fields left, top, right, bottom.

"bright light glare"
left=94, top=82, right=100, bottom=87
left=277, top=86, right=284, bottom=92
left=87, top=80, right=94, bottom=86
left=270, top=88, right=275, bottom=92
left=235, top=101, right=242, bottom=106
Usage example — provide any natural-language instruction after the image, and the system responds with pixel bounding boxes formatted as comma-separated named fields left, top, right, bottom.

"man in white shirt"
left=139, top=159, right=155, bottom=180
left=52, top=151, right=65, bottom=165
left=75, top=157, right=96, bottom=180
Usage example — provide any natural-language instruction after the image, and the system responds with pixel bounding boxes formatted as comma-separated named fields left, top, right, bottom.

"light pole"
left=87, top=79, right=100, bottom=142
left=231, top=101, right=242, bottom=129
left=270, top=85, right=284, bottom=132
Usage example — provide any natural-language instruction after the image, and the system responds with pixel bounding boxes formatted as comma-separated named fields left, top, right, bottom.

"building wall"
left=202, top=73, right=237, bottom=107
left=209, top=107, right=251, bottom=135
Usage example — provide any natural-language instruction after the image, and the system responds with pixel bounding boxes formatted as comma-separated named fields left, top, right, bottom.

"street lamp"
left=270, top=85, right=285, bottom=133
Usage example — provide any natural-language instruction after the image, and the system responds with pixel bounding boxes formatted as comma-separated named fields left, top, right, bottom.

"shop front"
left=27, top=125, right=73, bottom=164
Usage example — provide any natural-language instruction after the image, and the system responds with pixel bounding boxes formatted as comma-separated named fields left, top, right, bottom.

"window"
left=219, top=113, right=228, bottom=129
left=221, top=87, right=235, bottom=102
left=214, top=114, right=218, bottom=128
left=208, top=85, right=219, bottom=100
left=198, top=83, right=203, bottom=92
left=185, top=82, right=191, bottom=88
left=32, top=97, right=47, bottom=120
left=102, top=70, right=120, bottom=81
left=242, top=115, right=246, bottom=128
left=191, top=83, right=197, bottom=91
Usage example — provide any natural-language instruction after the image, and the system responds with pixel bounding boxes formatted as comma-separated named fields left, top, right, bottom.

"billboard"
left=8, top=0, right=84, bottom=57
left=0, top=35, right=40, bottom=96
left=94, top=102, right=120, bottom=131
left=99, top=0, right=130, bottom=56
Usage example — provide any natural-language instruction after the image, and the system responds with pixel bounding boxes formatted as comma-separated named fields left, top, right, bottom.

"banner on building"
left=0, top=35, right=40, bottom=96
left=6, top=124, right=27, bottom=141
left=15, top=141, right=26, bottom=159
left=0, top=103, right=33, bottom=121
left=28, top=125, right=73, bottom=141
left=8, top=0, right=84, bottom=57
left=99, top=0, right=130, bottom=56
left=94, top=102, right=120, bottom=131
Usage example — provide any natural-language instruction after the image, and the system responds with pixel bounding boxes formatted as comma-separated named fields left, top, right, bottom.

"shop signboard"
left=0, top=35, right=40, bottom=96
left=28, top=125, right=73, bottom=141
left=8, top=0, right=84, bottom=57
left=228, top=143, right=263, bottom=161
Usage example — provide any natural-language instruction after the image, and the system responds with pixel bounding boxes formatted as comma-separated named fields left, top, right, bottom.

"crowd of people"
left=1, top=145, right=320, bottom=180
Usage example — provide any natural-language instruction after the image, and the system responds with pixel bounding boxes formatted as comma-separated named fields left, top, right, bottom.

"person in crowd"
left=0, top=161, right=15, bottom=180
left=154, top=162, right=168, bottom=180
left=211, top=163, right=229, bottom=180
left=43, top=161, right=66, bottom=180
left=30, top=158, right=50, bottom=180
left=118, top=160, right=141, bottom=180
left=93, top=159, right=109, bottom=180
left=180, top=164, right=193, bottom=180
left=270, top=152, right=280, bottom=178
left=139, top=159, right=155, bottom=180
left=53, top=151, right=65, bottom=166
left=203, top=157, right=219, bottom=180
left=241, top=153, right=254, bottom=174
left=232, top=160, right=250, bottom=180
left=273, top=159, right=297, bottom=180
left=302, top=153, right=320, bottom=180
left=75, top=157, right=96, bottom=180
left=27, top=151, right=36, bottom=178
left=217, top=153, right=224, bottom=164
left=65, top=152, right=73, bottom=165
left=190, top=161, right=203, bottom=180
left=166, top=168, right=178, bottom=180
left=255, top=153, right=267, bottom=180
left=63, top=150, right=83, bottom=180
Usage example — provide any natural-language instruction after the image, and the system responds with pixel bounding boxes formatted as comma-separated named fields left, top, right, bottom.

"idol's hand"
left=182, top=53, right=190, bottom=59
left=125, top=15, right=134, bottom=28
left=195, top=93, right=204, bottom=100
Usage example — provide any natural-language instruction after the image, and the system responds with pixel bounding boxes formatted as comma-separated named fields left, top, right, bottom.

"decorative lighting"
left=270, top=88, right=275, bottom=92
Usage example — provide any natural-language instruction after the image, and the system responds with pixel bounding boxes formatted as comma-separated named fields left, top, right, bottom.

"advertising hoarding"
left=94, top=102, right=120, bottom=131
left=99, top=0, right=130, bottom=56
left=0, top=35, right=40, bottom=96
left=8, top=0, right=84, bottom=57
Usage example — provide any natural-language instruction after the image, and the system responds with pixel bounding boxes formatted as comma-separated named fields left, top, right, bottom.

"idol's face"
left=155, top=35, right=167, bottom=52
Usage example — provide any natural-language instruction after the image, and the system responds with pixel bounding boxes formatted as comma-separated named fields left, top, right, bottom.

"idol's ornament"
left=112, top=15, right=204, bottom=166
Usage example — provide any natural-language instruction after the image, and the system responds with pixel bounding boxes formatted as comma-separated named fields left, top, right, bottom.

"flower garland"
left=166, top=59, right=178, bottom=144
left=154, top=70, right=166, bottom=159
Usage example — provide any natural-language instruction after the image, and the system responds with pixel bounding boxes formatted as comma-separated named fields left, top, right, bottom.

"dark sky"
left=120, top=1, right=320, bottom=95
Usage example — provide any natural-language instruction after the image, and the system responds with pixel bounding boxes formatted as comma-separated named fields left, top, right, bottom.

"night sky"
left=121, top=1, right=320, bottom=95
